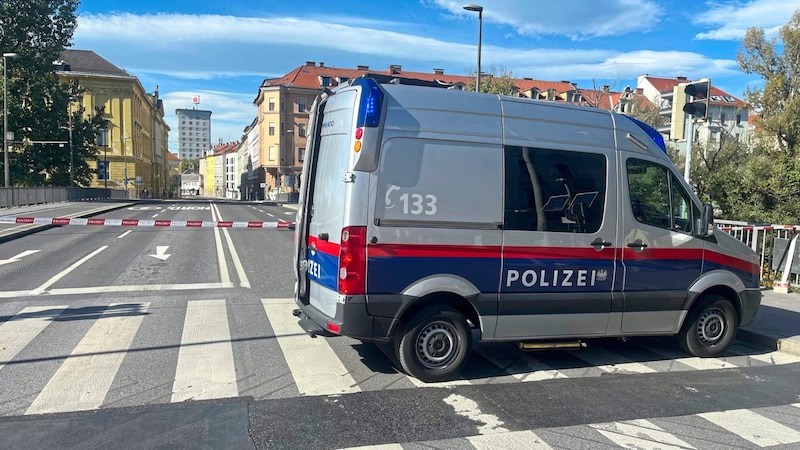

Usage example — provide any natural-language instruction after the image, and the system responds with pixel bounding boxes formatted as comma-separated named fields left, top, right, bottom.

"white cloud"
left=693, top=0, right=800, bottom=40
left=424, top=0, right=663, bottom=39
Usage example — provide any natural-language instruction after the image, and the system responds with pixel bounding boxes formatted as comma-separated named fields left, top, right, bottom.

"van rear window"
left=504, top=146, right=606, bottom=233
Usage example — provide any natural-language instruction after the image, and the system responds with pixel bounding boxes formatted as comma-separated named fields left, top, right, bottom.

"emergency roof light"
left=625, top=116, right=667, bottom=154
left=352, top=78, right=383, bottom=128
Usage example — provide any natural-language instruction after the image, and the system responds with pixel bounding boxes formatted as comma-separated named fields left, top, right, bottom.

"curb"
left=737, top=328, right=800, bottom=356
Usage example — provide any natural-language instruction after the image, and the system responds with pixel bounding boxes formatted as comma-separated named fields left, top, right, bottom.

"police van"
left=292, top=76, right=762, bottom=382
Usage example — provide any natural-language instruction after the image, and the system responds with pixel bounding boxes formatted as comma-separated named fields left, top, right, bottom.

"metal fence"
left=0, top=187, right=129, bottom=208
left=716, top=220, right=800, bottom=288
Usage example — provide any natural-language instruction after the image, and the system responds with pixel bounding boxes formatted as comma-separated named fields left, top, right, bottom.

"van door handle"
left=318, top=233, right=329, bottom=241
left=591, top=238, right=612, bottom=247
left=627, top=239, right=648, bottom=249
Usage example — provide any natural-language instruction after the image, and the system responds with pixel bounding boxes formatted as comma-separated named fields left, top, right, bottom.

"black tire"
left=396, top=306, right=472, bottom=383
left=678, top=295, right=739, bottom=357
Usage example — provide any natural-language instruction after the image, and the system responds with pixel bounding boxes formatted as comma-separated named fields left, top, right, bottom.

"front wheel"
left=396, top=306, right=472, bottom=383
left=679, top=295, right=739, bottom=357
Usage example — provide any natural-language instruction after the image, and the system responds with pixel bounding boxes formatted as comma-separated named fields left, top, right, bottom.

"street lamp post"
left=3, top=52, right=18, bottom=188
left=66, top=95, right=81, bottom=187
left=463, top=4, right=483, bottom=92
left=286, top=128, right=295, bottom=192
left=98, top=128, right=108, bottom=189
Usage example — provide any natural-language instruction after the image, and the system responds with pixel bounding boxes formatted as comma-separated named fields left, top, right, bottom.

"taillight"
left=338, top=226, right=366, bottom=295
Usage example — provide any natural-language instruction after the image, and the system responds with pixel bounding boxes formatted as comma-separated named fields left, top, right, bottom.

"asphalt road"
left=1, top=199, right=800, bottom=449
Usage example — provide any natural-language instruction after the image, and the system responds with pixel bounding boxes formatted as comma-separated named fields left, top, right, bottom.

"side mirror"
left=695, top=203, right=713, bottom=237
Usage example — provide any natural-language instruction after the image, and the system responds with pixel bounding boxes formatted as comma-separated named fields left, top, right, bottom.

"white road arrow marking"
left=0, top=250, right=40, bottom=266
left=149, top=246, right=171, bottom=261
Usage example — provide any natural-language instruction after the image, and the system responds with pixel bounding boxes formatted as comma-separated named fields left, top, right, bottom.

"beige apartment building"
left=56, top=49, right=171, bottom=198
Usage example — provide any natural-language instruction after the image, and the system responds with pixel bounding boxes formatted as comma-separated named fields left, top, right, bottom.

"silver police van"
left=292, top=76, right=762, bottom=382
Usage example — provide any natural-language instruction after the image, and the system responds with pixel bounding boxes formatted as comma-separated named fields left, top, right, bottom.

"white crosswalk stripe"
left=0, top=305, right=67, bottom=371
left=698, top=409, right=800, bottom=447
left=590, top=419, right=696, bottom=449
left=26, top=302, right=150, bottom=415
left=172, top=299, right=238, bottom=402
left=261, top=298, right=360, bottom=396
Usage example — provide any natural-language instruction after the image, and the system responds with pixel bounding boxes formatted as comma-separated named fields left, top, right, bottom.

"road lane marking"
left=25, top=302, right=149, bottom=414
left=590, top=419, right=695, bottom=449
left=117, top=229, right=133, bottom=239
left=172, top=299, right=238, bottom=402
left=210, top=204, right=231, bottom=285
left=645, top=345, right=737, bottom=370
left=749, top=350, right=800, bottom=365
left=699, top=409, right=800, bottom=447
left=0, top=249, right=40, bottom=266
left=29, top=246, right=108, bottom=296
left=262, top=298, right=360, bottom=396
left=210, top=202, right=249, bottom=289
left=0, top=306, right=67, bottom=370
left=0, top=282, right=234, bottom=298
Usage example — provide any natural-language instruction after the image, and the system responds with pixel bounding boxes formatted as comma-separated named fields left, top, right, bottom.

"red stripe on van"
left=308, top=235, right=340, bottom=256
left=703, top=249, right=760, bottom=275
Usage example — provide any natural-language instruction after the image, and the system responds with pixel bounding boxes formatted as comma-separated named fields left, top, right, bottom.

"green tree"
left=181, top=158, right=199, bottom=172
left=467, top=66, right=519, bottom=95
left=736, top=8, right=800, bottom=221
left=0, top=0, right=103, bottom=187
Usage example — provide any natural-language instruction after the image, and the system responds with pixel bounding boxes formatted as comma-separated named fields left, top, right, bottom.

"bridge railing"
left=716, top=220, right=800, bottom=289
left=0, top=187, right=129, bottom=208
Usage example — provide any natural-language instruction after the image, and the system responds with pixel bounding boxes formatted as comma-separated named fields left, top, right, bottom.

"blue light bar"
left=352, top=78, right=384, bottom=128
left=625, top=116, right=667, bottom=154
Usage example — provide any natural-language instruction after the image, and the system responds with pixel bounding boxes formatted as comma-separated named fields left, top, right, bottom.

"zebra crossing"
left=1, top=297, right=800, bottom=419
left=339, top=404, right=800, bottom=449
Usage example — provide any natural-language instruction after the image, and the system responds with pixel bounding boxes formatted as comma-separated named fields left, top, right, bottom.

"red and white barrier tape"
left=0, top=216, right=293, bottom=229
left=718, top=225, right=799, bottom=232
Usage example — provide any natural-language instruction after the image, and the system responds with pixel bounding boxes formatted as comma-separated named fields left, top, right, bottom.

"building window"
left=269, top=97, right=275, bottom=112
left=319, top=76, right=331, bottom=87
left=299, top=147, right=306, bottom=162
left=736, top=114, right=742, bottom=125
left=269, top=146, right=277, bottom=161
left=720, top=113, right=726, bottom=123
left=298, top=123, right=306, bottom=137
left=269, top=122, right=275, bottom=136
left=298, top=98, right=307, bottom=113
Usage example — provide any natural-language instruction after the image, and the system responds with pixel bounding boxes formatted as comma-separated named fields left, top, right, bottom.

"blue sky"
left=72, top=0, right=800, bottom=152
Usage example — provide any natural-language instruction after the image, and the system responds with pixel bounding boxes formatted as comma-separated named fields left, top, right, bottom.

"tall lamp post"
left=98, top=128, right=108, bottom=188
left=463, top=4, right=483, bottom=93
left=286, top=128, right=295, bottom=193
left=3, top=52, right=18, bottom=188
left=66, top=95, right=81, bottom=187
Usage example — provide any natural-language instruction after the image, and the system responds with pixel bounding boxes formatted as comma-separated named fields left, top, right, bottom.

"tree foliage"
left=0, top=0, right=104, bottom=187
left=734, top=8, right=800, bottom=222
left=468, top=66, right=519, bottom=96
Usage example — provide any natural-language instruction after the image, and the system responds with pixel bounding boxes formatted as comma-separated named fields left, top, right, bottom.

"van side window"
left=626, top=158, right=693, bottom=233
left=504, top=146, right=606, bottom=233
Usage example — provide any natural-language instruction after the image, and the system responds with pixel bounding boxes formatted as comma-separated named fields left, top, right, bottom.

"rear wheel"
left=679, top=295, right=738, bottom=357
left=396, top=306, right=472, bottom=383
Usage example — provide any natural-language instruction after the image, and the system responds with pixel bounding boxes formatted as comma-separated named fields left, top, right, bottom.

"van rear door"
left=296, top=89, right=359, bottom=318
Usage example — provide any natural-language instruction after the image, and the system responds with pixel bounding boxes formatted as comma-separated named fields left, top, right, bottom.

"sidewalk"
left=739, top=289, right=800, bottom=355
left=0, top=202, right=798, bottom=355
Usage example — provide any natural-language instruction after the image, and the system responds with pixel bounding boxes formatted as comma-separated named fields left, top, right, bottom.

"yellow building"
left=56, top=49, right=171, bottom=198
left=203, top=149, right=215, bottom=197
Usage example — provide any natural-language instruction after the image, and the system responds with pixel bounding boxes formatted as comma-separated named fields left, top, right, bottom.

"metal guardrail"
left=0, top=187, right=129, bottom=208
left=716, top=220, right=800, bottom=289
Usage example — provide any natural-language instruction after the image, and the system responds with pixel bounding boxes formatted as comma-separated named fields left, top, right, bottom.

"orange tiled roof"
left=641, top=76, right=746, bottom=107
